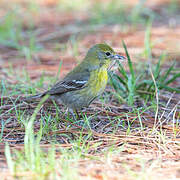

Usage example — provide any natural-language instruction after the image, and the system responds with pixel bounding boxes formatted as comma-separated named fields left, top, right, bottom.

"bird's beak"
left=108, top=54, right=126, bottom=70
left=111, top=54, right=126, bottom=61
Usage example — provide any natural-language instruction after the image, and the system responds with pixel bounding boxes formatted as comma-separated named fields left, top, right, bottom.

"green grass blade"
left=144, top=18, right=152, bottom=59
left=164, top=73, right=180, bottom=86
left=159, top=61, right=175, bottom=83
left=154, top=55, right=162, bottom=80
left=127, top=75, right=135, bottom=105
left=159, top=85, right=180, bottom=93
left=122, top=41, right=135, bottom=81
left=5, top=143, right=14, bottom=174
left=117, top=61, right=128, bottom=80
left=115, top=75, right=126, bottom=86
left=109, top=73, right=126, bottom=93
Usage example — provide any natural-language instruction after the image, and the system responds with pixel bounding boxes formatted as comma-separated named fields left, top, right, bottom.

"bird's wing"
left=46, top=71, right=90, bottom=95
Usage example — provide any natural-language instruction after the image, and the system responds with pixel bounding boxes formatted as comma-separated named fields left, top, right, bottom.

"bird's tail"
left=24, top=93, right=45, bottom=102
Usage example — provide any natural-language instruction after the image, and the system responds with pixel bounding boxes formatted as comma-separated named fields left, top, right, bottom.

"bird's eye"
left=105, top=52, right=111, bottom=56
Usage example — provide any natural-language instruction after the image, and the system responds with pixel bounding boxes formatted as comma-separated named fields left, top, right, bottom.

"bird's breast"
left=89, top=66, right=108, bottom=96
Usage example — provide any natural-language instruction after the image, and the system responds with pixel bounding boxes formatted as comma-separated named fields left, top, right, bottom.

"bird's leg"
left=67, top=108, right=92, bottom=128
left=75, top=109, right=81, bottom=119
left=67, top=108, right=80, bottom=121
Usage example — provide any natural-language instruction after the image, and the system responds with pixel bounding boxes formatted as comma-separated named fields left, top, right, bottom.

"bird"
left=27, top=43, right=126, bottom=117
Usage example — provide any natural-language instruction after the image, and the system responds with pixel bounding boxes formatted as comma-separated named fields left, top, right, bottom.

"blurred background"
left=0, top=0, right=180, bottom=90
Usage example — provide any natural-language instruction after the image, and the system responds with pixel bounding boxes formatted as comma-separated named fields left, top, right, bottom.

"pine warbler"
left=28, top=44, right=126, bottom=111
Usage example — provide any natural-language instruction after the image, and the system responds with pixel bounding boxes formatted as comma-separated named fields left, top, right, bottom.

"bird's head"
left=84, top=43, right=126, bottom=69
